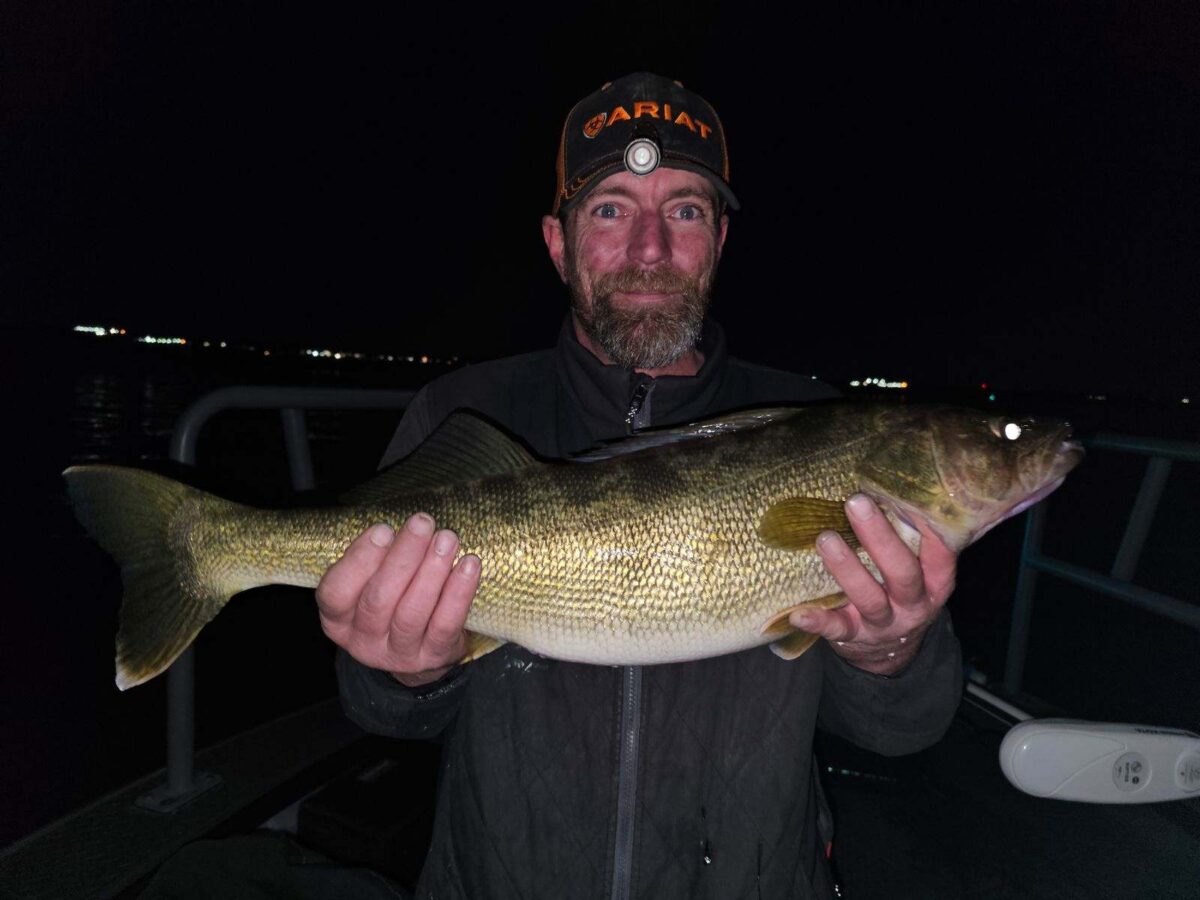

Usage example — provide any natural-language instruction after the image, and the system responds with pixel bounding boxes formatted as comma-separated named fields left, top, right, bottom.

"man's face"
left=543, top=167, right=729, bottom=370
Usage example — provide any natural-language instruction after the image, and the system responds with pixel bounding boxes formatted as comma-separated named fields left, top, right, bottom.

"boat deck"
left=821, top=698, right=1200, bottom=898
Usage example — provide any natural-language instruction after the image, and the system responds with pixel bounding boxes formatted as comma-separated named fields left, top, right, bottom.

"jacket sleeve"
left=333, top=384, right=469, bottom=739
left=337, top=650, right=469, bottom=739
left=817, top=608, right=963, bottom=756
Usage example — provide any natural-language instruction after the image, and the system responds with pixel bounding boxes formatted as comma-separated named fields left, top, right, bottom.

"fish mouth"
left=1004, top=475, right=1066, bottom=521
left=959, top=475, right=1068, bottom=546
left=1051, top=437, right=1086, bottom=480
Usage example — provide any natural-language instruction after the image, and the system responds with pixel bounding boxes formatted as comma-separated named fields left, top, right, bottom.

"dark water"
left=3, top=326, right=1198, bottom=849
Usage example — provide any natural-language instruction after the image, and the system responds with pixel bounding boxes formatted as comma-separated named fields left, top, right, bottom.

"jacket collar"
left=553, top=315, right=728, bottom=440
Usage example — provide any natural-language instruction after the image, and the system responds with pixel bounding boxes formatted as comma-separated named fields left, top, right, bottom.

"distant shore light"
left=137, top=335, right=186, bottom=345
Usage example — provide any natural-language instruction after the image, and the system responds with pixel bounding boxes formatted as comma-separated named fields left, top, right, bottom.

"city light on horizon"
left=849, top=377, right=909, bottom=390
left=63, top=326, right=1196, bottom=406
left=71, top=323, right=459, bottom=367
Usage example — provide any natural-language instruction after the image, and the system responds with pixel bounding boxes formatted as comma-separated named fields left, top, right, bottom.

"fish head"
left=856, top=407, right=1085, bottom=552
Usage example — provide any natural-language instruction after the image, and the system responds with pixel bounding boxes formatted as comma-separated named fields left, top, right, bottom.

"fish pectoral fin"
left=760, top=593, right=848, bottom=637
left=459, top=631, right=507, bottom=664
left=757, top=498, right=861, bottom=552
left=769, top=631, right=821, bottom=661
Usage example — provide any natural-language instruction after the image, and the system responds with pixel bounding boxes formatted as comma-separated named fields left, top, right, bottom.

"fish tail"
left=64, top=464, right=246, bottom=690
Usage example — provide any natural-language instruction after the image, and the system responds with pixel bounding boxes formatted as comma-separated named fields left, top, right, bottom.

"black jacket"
left=338, top=319, right=963, bottom=899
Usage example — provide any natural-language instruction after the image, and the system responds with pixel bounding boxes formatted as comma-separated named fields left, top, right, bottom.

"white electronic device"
left=1000, top=718, right=1200, bottom=803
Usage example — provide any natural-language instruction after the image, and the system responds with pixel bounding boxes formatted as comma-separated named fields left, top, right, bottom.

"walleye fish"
left=64, top=402, right=1083, bottom=690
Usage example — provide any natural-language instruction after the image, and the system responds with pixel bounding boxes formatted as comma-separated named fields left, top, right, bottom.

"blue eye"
left=675, top=205, right=702, bottom=221
left=595, top=203, right=619, bottom=219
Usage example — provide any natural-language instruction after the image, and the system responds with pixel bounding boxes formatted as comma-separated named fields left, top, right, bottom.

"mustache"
left=591, top=266, right=699, bottom=296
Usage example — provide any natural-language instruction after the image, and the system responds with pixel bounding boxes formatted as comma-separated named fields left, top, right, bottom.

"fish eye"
left=986, top=418, right=1023, bottom=441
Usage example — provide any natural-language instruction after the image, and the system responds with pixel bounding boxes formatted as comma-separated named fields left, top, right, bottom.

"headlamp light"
left=623, top=124, right=662, bottom=176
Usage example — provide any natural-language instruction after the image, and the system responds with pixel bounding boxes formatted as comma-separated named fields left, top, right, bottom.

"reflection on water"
left=63, top=336, right=441, bottom=470
left=141, top=374, right=188, bottom=459
left=71, top=370, right=199, bottom=462
left=72, top=373, right=126, bottom=461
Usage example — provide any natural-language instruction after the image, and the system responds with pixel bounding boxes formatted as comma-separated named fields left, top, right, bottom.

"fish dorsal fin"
left=341, top=411, right=541, bottom=503
left=571, top=407, right=803, bottom=463
left=757, top=498, right=861, bottom=552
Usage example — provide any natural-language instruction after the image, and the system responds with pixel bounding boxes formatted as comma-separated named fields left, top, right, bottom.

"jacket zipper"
left=610, top=664, right=642, bottom=900
left=612, top=376, right=653, bottom=900
left=625, top=378, right=653, bottom=433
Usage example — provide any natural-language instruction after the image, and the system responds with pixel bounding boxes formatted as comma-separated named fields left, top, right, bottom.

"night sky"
left=4, top=2, right=1200, bottom=399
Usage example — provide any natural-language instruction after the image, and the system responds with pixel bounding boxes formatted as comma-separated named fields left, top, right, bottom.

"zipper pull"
left=626, top=380, right=652, bottom=432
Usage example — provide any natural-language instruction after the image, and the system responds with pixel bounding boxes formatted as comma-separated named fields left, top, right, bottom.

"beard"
left=565, top=253, right=715, bottom=370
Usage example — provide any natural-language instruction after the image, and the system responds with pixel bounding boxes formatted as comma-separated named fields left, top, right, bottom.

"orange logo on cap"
left=582, top=113, right=607, bottom=139
left=589, top=101, right=715, bottom=140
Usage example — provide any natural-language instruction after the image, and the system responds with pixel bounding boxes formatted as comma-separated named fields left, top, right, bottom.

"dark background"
left=4, top=1, right=1199, bottom=398
left=3, top=0, right=1200, bottom=860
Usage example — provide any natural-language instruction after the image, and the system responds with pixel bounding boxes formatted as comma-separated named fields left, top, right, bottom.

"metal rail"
left=1003, top=433, right=1200, bottom=695
left=142, top=386, right=414, bottom=810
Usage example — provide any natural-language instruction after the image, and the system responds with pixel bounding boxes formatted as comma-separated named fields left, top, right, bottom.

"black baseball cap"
left=552, top=72, right=738, bottom=215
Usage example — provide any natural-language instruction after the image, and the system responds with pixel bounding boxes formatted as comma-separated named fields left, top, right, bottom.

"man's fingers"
left=845, top=494, right=926, bottom=608
left=316, top=523, right=395, bottom=627
left=816, top=530, right=894, bottom=627
left=386, top=527, right=461, bottom=656
left=353, top=514, right=436, bottom=638
left=916, top=521, right=958, bottom=606
left=790, top=605, right=858, bottom=643
left=422, top=555, right=481, bottom=661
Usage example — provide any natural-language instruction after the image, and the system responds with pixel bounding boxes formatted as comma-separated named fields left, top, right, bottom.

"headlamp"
left=623, top=124, right=661, bottom=176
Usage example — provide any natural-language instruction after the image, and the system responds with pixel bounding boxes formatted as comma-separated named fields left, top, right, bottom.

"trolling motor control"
left=1000, top=719, right=1200, bottom=803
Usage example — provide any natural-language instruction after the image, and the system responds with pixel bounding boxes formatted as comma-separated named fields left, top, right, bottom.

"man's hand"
left=790, top=494, right=957, bottom=676
left=316, top=514, right=481, bottom=688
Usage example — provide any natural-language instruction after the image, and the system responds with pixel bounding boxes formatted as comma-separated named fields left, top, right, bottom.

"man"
left=317, top=73, right=962, bottom=899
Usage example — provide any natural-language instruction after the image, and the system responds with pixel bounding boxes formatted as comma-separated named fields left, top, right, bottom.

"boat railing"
left=150, top=386, right=415, bottom=812
left=1004, top=432, right=1200, bottom=695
